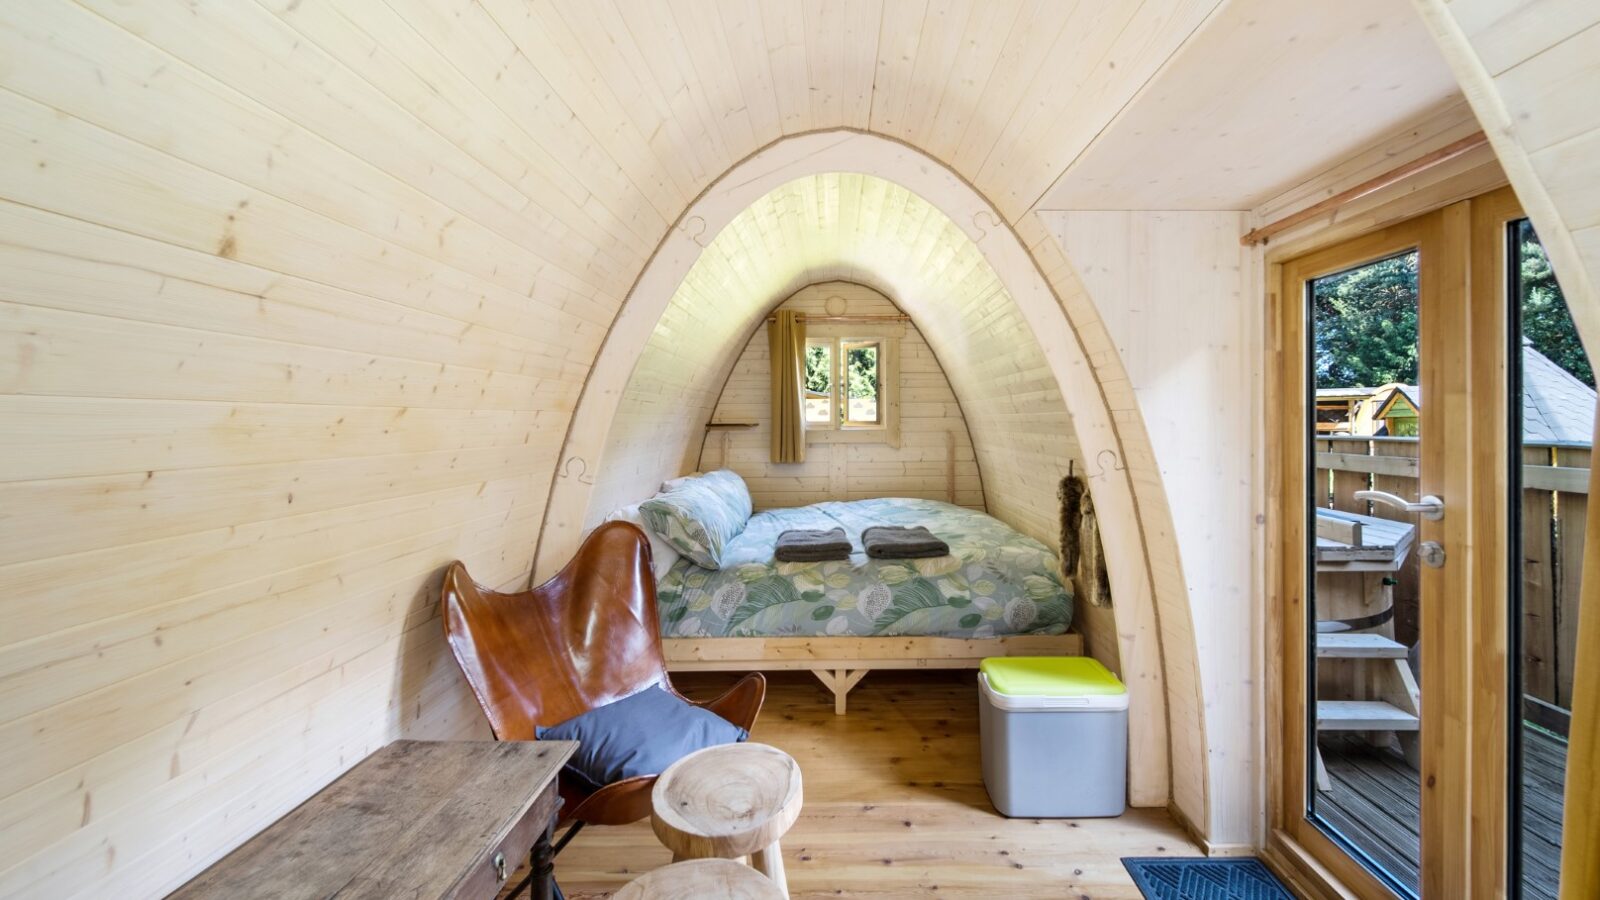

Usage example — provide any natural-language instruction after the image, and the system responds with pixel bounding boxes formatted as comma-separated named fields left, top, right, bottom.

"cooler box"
left=978, top=656, right=1128, bottom=818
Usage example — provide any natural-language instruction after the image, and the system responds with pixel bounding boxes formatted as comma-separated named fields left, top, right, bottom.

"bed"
left=649, top=495, right=1082, bottom=712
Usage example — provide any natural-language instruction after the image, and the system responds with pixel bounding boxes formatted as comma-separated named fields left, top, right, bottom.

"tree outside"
left=803, top=341, right=882, bottom=423
left=804, top=343, right=832, bottom=423
left=1312, top=250, right=1420, bottom=390
left=841, top=343, right=880, bottom=423
left=1312, top=220, right=1591, bottom=390
left=1518, top=220, right=1592, bottom=386
left=805, top=344, right=831, bottom=394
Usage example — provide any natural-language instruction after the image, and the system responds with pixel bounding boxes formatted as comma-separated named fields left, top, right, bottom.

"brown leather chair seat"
left=440, top=521, right=766, bottom=828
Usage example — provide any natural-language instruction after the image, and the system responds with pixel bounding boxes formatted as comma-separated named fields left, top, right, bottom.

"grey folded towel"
left=862, top=525, right=949, bottom=559
left=775, top=527, right=852, bottom=562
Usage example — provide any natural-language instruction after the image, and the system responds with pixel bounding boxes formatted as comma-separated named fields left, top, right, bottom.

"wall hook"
left=1088, top=449, right=1125, bottom=480
left=559, top=455, right=595, bottom=485
left=680, top=215, right=710, bottom=248
left=969, top=209, right=1001, bottom=242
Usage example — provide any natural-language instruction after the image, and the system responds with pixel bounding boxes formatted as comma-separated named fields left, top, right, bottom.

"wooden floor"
left=548, top=670, right=1199, bottom=899
left=1317, top=726, right=1567, bottom=898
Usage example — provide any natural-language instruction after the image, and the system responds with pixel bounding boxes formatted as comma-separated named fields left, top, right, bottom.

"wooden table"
left=1315, top=507, right=1415, bottom=574
left=650, top=743, right=802, bottom=898
left=615, top=859, right=785, bottom=900
left=169, top=740, right=576, bottom=900
left=1314, top=507, right=1415, bottom=629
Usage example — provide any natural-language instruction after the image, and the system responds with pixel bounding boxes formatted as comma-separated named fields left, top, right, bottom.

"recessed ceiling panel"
left=1039, top=0, right=1463, bottom=211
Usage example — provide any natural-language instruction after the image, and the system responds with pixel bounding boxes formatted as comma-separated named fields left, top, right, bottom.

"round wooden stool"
left=613, top=859, right=785, bottom=900
left=649, top=742, right=803, bottom=898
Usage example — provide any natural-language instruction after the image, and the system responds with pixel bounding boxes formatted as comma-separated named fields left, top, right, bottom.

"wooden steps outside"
left=1317, top=700, right=1420, bottom=731
left=1316, top=632, right=1409, bottom=658
left=1311, top=633, right=1422, bottom=791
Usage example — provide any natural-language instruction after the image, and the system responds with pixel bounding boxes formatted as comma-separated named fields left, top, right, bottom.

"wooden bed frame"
left=663, top=633, right=1083, bottom=714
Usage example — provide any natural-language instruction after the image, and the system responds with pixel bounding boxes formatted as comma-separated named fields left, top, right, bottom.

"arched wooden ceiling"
left=461, top=0, right=1223, bottom=235
left=589, top=173, right=1084, bottom=557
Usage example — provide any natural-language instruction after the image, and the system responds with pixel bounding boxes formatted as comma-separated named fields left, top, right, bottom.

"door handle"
left=1354, top=490, right=1444, bottom=521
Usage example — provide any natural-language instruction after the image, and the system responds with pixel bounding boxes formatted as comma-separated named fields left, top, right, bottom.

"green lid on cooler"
left=979, top=656, right=1125, bottom=697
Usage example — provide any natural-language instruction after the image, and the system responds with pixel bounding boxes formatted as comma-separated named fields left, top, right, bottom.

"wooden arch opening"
left=535, top=131, right=1206, bottom=819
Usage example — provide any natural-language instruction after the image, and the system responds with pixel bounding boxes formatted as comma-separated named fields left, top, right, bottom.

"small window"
left=804, top=340, right=833, bottom=424
left=841, top=339, right=882, bottom=427
left=793, top=330, right=898, bottom=445
left=1314, top=400, right=1350, bottom=433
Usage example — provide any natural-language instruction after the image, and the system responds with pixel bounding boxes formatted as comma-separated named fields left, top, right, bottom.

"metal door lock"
left=1420, top=541, right=1446, bottom=568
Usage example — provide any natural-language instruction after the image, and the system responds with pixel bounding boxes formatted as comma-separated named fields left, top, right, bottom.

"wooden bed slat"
left=663, top=633, right=1085, bottom=714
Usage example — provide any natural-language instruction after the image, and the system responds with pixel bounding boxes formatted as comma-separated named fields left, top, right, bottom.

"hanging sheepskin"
left=1060, top=471, right=1112, bottom=608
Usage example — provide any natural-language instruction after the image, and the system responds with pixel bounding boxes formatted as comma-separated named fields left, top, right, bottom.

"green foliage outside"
left=804, top=342, right=880, bottom=424
left=805, top=344, right=830, bottom=393
left=1517, top=220, right=1593, bottom=386
left=1312, top=251, right=1420, bottom=389
left=1312, top=221, right=1591, bottom=389
left=846, top=344, right=879, bottom=400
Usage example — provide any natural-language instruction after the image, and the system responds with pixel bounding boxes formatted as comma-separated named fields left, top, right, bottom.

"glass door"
left=1277, top=210, right=1467, bottom=898
left=1267, top=187, right=1593, bottom=890
left=1498, top=200, right=1581, bottom=899
left=1272, top=190, right=1583, bottom=897
left=1305, top=247, right=1425, bottom=893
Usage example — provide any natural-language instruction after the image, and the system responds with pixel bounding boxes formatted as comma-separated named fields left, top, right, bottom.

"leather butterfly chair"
left=440, top=521, right=766, bottom=838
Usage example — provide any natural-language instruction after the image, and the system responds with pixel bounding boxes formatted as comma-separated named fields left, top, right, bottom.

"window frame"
left=797, top=326, right=901, bottom=448
left=838, top=338, right=885, bottom=429
left=803, top=338, right=836, bottom=428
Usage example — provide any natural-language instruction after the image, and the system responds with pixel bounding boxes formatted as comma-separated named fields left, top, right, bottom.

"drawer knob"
left=493, top=850, right=507, bottom=882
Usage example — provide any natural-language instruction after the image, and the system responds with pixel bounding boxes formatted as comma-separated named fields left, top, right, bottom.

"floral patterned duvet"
left=656, top=498, right=1073, bottom=639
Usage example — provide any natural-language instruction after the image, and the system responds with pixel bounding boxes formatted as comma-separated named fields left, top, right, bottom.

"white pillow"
left=604, top=503, right=681, bottom=580
left=661, top=469, right=754, bottom=521
left=660, top=472, right=701, bottom=492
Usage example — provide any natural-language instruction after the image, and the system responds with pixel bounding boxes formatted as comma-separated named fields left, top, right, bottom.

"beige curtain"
left=769, top=309, right=806, bottom=463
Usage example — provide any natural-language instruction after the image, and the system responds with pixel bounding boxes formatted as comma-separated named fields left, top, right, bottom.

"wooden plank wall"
left=1413, top=0, right=1600, bottom=344
left=1036, top=209, right=1255, bottom=848
left=1010, top=215, right=1193, bottom=829
left=0, top=3, right=626, bottom=898
left=696, top=282, right=985, bottom=510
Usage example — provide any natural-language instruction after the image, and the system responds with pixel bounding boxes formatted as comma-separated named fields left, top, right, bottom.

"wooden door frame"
left=1268, top=214, right=1441, bottom=900
left=1466, top=186, right=1521, bottom=899
left=1264, top=187, right=1524, bottom=899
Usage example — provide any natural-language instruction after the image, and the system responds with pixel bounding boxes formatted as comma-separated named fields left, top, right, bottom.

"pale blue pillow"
left=640, top=470, right=752, bottom=569
left=535, top=684, right=747, bottom=791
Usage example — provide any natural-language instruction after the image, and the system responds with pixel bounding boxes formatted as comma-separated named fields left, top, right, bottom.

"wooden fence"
left=1316, top=436, right=1588, bottom=721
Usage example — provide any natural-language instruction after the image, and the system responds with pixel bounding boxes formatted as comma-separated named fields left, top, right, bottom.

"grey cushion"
left=535, top=684, right=747, bottom=791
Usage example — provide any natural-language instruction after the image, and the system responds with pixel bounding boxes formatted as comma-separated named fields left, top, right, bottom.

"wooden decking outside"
left=543, top=670, right=1201, bottom=899
left=1317, top=726, right=1567, bottom=898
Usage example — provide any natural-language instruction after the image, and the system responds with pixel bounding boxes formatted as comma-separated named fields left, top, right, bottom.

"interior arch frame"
left=535, top=129, right=1196, bottom=814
